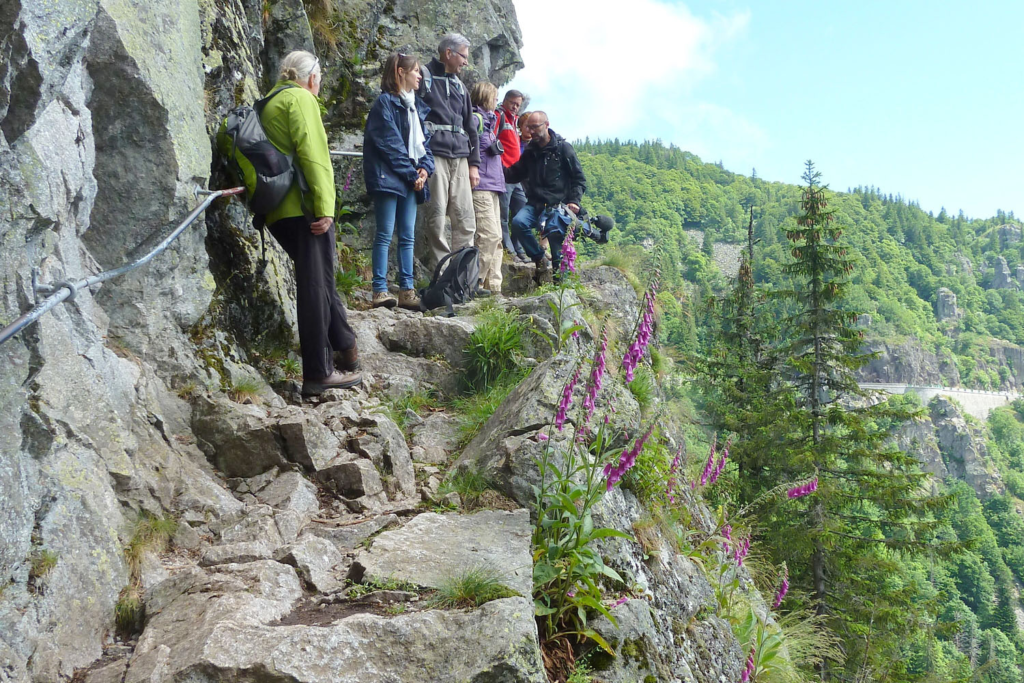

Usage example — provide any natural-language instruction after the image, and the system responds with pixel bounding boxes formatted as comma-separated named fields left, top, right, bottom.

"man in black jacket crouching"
left=504, top=111, right=587, bottom=277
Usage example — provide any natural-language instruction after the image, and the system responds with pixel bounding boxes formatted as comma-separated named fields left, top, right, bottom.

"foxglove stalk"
left=583, top=331, right=608, bottom=421
left=773, top=565, right=789, bottom=609
left=787, top=476, right=818, bottom=499
left=699, top=437, right=718, bottom=486
left=722, top=524, right=732, bottom=551
left=622, top=280, right=659, bottom=382
left=707, top=439, right=731, bottom=486
left=666, top=446, right=682, bottom=503
left=343, top=170, right=353, bottom=192
left=555, top=368, right=581, bottom=431
left=604, top=424, right=654, bottom=490
left=741, top=647, right=756, bottom=683
left=560, top=224, right=577, bottom=274
left=734, top=535, right=750, bottom=566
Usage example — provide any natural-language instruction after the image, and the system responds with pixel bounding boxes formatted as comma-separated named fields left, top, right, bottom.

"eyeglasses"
left=449, top=49, right=469, bottom=63
left=526, top=122, right=547, bottom=130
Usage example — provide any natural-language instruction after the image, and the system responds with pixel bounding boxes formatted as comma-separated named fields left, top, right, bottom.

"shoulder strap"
left=472, top=112, right=484, bottom=135
left=253, top=84, right=297, bottom=115
left=430, top=250, right=457, bottom=287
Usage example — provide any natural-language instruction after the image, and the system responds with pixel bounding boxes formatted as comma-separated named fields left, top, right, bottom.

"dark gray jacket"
left=416, top=58, right=480, bottom=167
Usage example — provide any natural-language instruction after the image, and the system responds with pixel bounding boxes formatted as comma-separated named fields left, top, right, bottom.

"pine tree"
left=770, top=161, right=946, bottom=676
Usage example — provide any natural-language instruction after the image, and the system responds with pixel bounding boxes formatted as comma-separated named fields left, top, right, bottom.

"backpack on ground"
left=418, top=247, right=481, bottom=316
left=219, top=85, right=309, bottom=271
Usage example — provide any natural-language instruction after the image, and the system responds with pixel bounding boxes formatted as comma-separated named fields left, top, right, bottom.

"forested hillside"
left=576, top=140, right=1023, bottom=390
left=573, top=142, right=1024, bottom=681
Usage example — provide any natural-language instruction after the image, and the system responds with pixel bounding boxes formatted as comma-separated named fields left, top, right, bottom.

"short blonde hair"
left=470, top=81, right=498, bottom=111
left=279, top=50, right=320, bottom=82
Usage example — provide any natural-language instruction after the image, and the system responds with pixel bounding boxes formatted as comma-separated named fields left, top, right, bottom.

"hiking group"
left=220, top=35, right=588, bottom=396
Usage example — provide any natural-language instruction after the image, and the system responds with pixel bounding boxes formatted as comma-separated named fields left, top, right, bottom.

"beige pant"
left=422, top=157, right=477, bottom=266
left=473, top=191, right=503, bottom=293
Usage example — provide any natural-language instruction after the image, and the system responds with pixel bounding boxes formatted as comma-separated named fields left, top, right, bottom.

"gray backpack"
left=221, top=85, right=310, bottom=269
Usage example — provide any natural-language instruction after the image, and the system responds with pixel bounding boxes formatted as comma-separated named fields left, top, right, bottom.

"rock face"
left=930, top=397, right=1004, bottom=499
left=991, top=256, right=1018, bottom=290
left=937, top=287, right=962, bottom=322
left=999, top=223, right=1022, bottom=249
left=858, top=338, right=961, bottom=386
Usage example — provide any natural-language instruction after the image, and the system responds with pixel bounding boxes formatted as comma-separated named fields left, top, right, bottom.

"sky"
left=505, top=0, right=1023, bottom=220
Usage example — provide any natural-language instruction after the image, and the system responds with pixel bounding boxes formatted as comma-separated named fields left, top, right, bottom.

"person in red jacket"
left=497, top=90, right=528, bottom=261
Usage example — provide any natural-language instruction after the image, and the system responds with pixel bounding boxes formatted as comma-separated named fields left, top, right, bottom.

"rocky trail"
left=28, top=266, right=739, bottom=683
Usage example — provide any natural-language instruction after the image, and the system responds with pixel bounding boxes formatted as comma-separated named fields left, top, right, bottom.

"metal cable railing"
left=1, top=149, right=363, bottom=348
left=0, top=187, right=245, bottom=346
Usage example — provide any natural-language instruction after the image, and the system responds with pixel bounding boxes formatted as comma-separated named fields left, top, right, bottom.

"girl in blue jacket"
left=363, top=54, right=435, bottom=309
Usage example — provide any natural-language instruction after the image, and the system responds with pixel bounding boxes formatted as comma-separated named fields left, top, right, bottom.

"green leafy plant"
left=620, top=432, right=671, bottom=505
left=566, top=658, right=595, bottom=683
left=335, top=268, right=366, bottom=296
left=427, top=567, right=520, bottom=609
left=463, top=307, right=528, bottom=391
left=733, top=605, right=842, bottom=682
left=279, top=357, right=301, bottom=378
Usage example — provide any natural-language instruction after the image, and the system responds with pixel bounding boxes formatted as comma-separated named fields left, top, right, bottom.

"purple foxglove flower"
left=583, top=332, right=608, bottom=421
left=343, top=170, right=353, bottom=192
left=567, top=588, right=576, bottom=598
left=555, top=368, right=581, bottom=431
left=788, top=476, right=818, bottom=499
left=773, top=568, right=789, bottom=609
left=700, top=438, right=718, bottom=486
left=611, top=596, right=628, bottom=608
left=741, top=647, right=756, bottom=682
left=560, top=225, right=577, bottom=274
left=536, top=433, right=549, bottom=442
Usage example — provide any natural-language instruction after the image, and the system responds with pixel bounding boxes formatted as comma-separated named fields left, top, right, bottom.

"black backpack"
left=419, top=247, right=481, bottom=316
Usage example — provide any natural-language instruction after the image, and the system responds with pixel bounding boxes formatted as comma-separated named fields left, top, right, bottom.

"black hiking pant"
left=268, top=216, right=355, bottom=381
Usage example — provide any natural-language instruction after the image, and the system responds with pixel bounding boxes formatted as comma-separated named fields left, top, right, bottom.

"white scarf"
left=399, top=89, right=426, bottom=161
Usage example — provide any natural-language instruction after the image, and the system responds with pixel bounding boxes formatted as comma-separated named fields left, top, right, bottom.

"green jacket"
left=260, top=80, right=335, bottom=224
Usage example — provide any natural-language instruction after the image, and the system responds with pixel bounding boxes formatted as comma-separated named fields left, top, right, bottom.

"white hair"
left=279, top=50, right=320, bottom=82
left=438, top=33, right=470, bottom=56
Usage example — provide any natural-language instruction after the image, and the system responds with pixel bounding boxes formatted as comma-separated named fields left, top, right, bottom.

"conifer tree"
left=770, top=161, right=945, bottom=676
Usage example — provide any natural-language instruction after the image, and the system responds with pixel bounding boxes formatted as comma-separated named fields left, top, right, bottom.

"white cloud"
left=505, top=0, right=763, bottom=161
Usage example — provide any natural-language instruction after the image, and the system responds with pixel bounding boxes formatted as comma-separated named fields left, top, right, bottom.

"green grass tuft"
left=115, top=584, right=145, bottom=637
left=439, top=468, right=492, bottom=507
left=384, top=388, right=442, bottom=431
left=28, top=549, right=58, bottom=580
left=463, top=307, right=528, bottom=392
left=228, top=377, right=262, bottom=404
left=627, top=365, right=657, bottom=412
left=428, top=567, right=519, bottom=609
left=125, top=513, right=177, bottom=576
left=449, top=379, right=524, bottom=446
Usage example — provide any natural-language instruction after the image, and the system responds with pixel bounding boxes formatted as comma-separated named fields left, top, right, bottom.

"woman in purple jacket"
left=469, top=82, right=506, bottom=295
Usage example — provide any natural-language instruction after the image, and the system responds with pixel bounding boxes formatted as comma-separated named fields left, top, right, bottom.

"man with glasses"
left=416, top=33, right=481, bottom=268
left=504, top=111, right=587, bottom=280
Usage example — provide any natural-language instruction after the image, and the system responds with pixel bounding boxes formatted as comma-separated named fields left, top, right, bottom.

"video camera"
left=575, top=208, right=614, bottom=244
left=539, top=205, right=614, bottom=244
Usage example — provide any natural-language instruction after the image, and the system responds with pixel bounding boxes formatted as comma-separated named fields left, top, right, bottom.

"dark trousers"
left=268, top=216, right=355, bottom=380
left=511, top=205, right=565, bottom=273
left=499, top=182, right=527, bottom=254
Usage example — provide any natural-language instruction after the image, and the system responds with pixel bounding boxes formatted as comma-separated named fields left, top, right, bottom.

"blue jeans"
left=511, top=205, right=565, bottom=273
left=372, top=191, right=417, bottom=292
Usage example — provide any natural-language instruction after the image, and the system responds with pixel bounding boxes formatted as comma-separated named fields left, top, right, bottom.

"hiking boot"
left=516, top=252, right=530, bottom=263
left=475, top=287, right=492, bottom=298
left=533, top=257, right=550, bottom=283
left=302, top=370, right=362, bottom=397
left=372, top=291, right=397, bottom=308
left=335, top=344, right=360, bottom=372
left=398, top=289, right=421, bottom=310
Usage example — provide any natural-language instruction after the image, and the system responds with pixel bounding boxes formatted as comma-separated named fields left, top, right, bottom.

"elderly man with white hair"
left=416, top=33, right=481, bottom=268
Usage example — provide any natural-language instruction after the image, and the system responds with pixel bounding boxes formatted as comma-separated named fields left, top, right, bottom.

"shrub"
left=621, top=435, right=671, bottom=505
left=428, top=567, right=519, bottom=609
left=335, top=268, right=365, bottom=296
left=463, top=307, right=528, bottom=392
